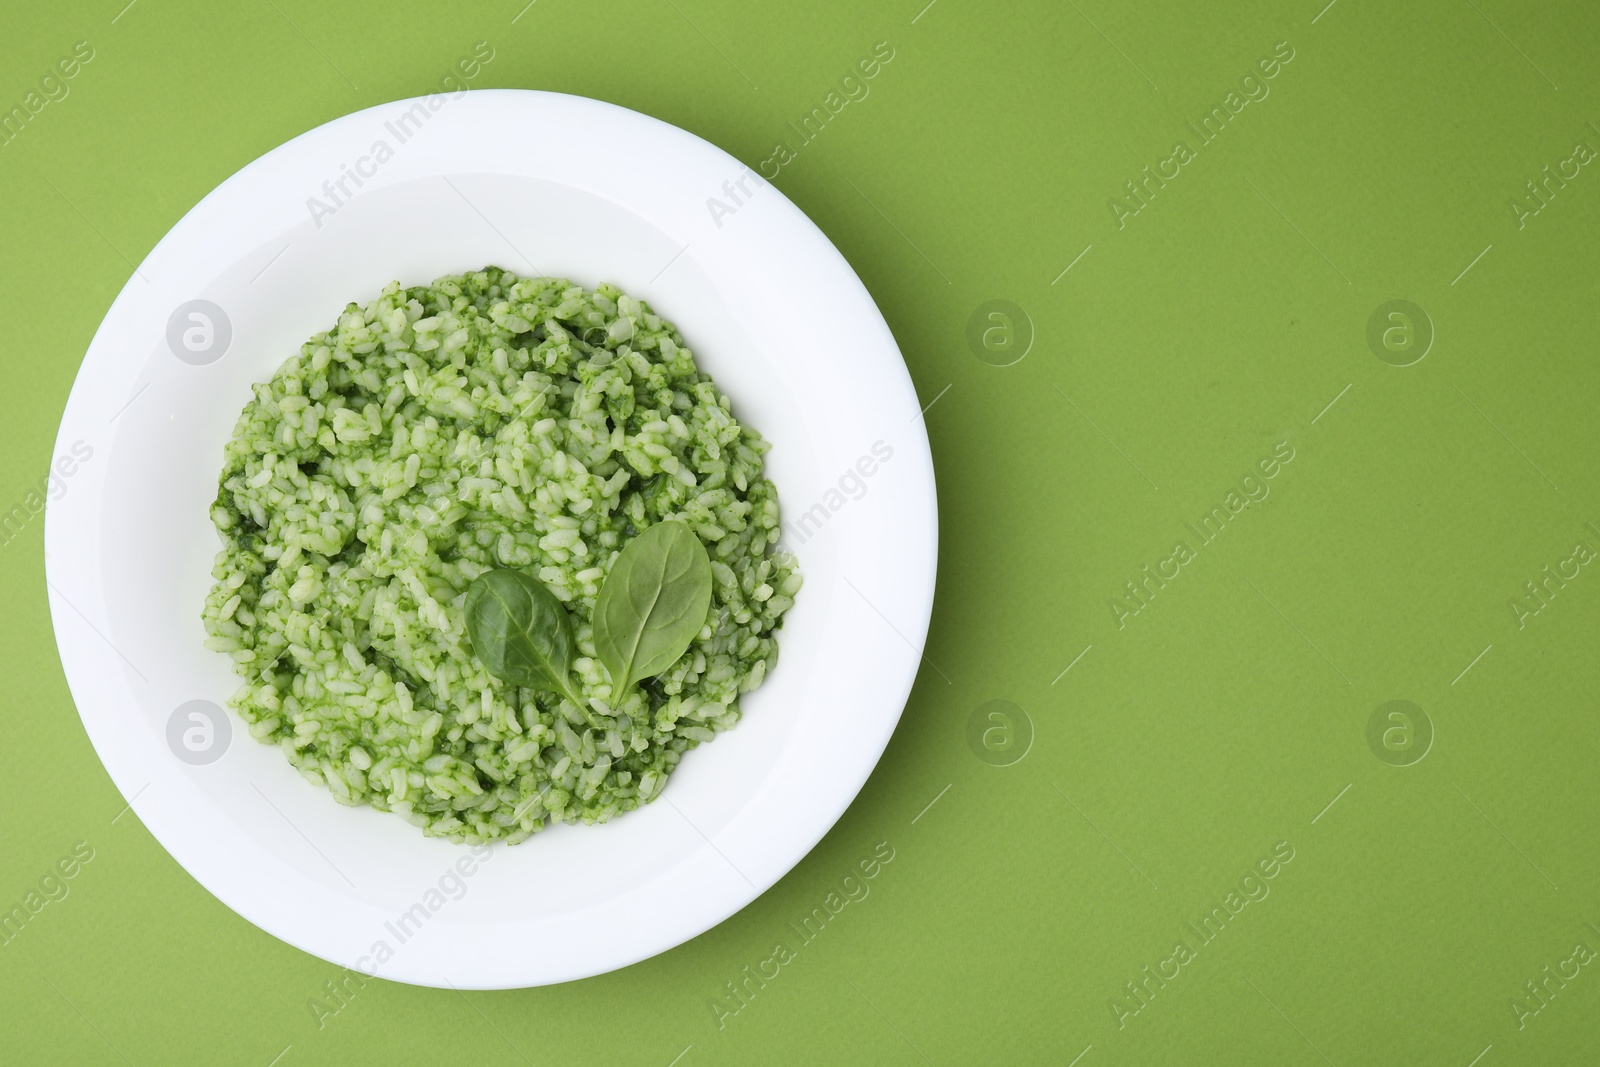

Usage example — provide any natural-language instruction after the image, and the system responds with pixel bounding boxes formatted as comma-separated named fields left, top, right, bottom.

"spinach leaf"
left=464, top=568, right=586, bottom=709
left=593, top=520, right=714, bottom=695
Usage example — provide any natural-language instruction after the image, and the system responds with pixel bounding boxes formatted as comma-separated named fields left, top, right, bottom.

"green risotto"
left=202, top=268, right=799, bottom=844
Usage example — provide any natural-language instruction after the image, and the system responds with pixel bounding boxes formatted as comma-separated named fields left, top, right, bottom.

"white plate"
left=44, top=90, right=936, bottom=988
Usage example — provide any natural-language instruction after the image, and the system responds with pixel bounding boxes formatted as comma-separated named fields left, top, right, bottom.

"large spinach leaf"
left=593, top=520, right=714, bottom=695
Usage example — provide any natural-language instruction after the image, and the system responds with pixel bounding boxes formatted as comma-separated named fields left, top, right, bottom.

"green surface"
left=4, top=0, right=1599, bottom=1063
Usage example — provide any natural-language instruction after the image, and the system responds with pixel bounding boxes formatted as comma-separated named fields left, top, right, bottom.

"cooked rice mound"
left=202, top=268, right=799, bottom=843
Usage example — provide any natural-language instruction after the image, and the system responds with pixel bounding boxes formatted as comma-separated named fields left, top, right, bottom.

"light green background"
left=4, top=0, right=1599, bottom=1063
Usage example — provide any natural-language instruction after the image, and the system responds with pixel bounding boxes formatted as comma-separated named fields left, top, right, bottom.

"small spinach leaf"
left=593, top=520, right=714, bottom=694
left=465, top=568, right=585, bottom=708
